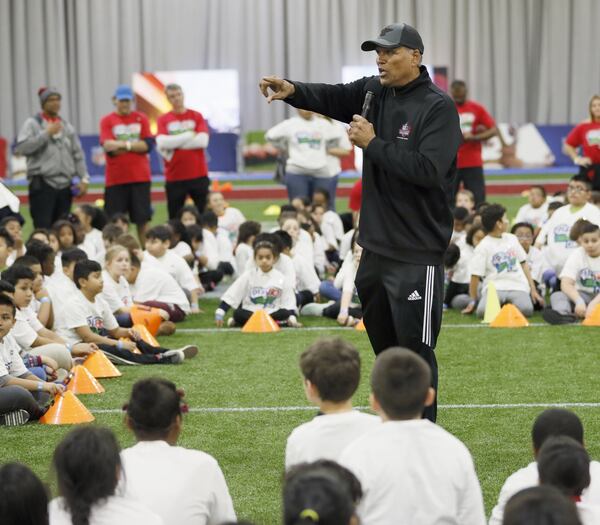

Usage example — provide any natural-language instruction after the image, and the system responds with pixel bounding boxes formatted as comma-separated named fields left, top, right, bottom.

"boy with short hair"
left=537, top=436, right=600, bottom=525
left=543, top=221, right=600, bottom=324
left=0, top=293, right=65, bottom=426
left=462, top=204, right=543, bottom=317
left=57, top=260, right=197, bottom=365
left=339, top=348, right=485, bottom=525
left=144, top=225, right=201, bottom=313
left=312, top=189, right=344, bottom=249
left=536, top=175, right=600, bottom=274
left=285, top=338, right=379, bottom=470
left=515, top=185, right=549, bottom=230
left=488, top=408, right=600, bottom=525
left=202, top=210, right=236, bottom=277
left=13, top=254, right=54, bottom=328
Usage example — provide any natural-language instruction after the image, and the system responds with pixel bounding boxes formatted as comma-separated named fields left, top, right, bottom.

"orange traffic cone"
left=39, top=391, right=95, bottom=425
left=241, top=309, right=281, bottom=333
left=582, top=304, right=600, bottom=326
left=490, top=304, right=529, bottom=328
left=221, top=182, right=233, bottom=192
left=130, top=304, right=162, bottom=335
left=83, top=351, right=122, bottom=378
left=355, top=319, right=366, bottom=331
left=66, top=365, right=105, bottom=395
left=211, top=180, right=221, bottom=192
left=132, top=324, right=160, bottom=347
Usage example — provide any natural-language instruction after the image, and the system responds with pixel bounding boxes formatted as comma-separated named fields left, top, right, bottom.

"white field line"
left=91, top=402, right=600, bottom=415
left=177, top=323, right=555, bottom=334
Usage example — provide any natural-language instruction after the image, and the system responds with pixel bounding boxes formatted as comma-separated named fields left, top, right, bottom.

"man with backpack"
left=15, top=87, right=89, bottom=228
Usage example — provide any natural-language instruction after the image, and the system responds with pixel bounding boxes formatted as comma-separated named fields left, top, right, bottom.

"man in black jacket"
left=260, top=23, right=461, bottom=421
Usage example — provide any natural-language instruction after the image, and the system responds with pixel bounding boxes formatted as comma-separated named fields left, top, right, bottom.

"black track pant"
left=233, top=308, right=293, bottom=326
left=98, top=340, right=173, bottom=364
left=355, top=250, right=444, bottom=422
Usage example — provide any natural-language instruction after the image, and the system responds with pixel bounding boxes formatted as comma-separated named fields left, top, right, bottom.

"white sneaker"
left=0, top=409, right=30, bottom=426
left=177, top=345, right=198, bottom=360
left=227, top=318, right=236, bottom=327
left=300, top=303, right=328, bottom=316
left=162, top=349, right=185, bottom=364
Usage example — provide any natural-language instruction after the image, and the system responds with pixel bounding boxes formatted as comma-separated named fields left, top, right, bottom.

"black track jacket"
left=287, top=66, right=462, bottom=266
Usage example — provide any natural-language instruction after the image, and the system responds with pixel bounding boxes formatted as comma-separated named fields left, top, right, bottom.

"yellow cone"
left=582, top=304, right=600, bottom=327
left=263, top=205, right=281, bottom=216
left=355, top=319, right=366, bottom=331
left=481, top=282, right=502, bottom=324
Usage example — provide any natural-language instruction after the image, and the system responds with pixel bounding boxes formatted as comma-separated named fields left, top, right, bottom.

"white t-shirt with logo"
left=56, top=291, right=119, bottom=346
left=0, top=334, right=29, bottom=378
left=469, top=233, right=529, bottom=293
left=218, top=207, right=246, bottom=243
left=514, top=202, right=549, bottom=228
left=560, top=247, right=600, bottom=296
left=537, top=203, right=600, bottom=273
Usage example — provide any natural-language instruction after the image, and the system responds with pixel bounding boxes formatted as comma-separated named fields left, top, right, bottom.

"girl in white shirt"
left=167, top=219, right=194, bottom=265
left=73, top=204, right=106, bottom=264
left=215, top=238, right=301, bottom=327
left=208, top=192, right=246, bottom=244
left=234, top=220, right=261, bottom=277
left=49, top=426, right=163, bottom=525
left=177, top=205, right=202, bottom=228
left=121, top=378, right=236, bottom=525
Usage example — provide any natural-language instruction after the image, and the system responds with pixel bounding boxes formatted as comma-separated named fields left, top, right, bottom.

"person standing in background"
left=319, top=116, right=353, bottom=211
left=156, top=84, right=211, bottom=219
left=564, top=94, right=600, bottom=191
left=100, top=85, right=153, bottom=243
left=450, top=80, right=499, bottom=207
left=15, top=87, right=89, bottom=228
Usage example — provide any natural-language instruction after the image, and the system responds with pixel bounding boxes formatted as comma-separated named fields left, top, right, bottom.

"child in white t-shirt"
left=456, top=189, right=476, bottom=214
left=215, top=237, right=300, bottom=328
left=73, top=204, right=106, bottom=264
left=312, top=203, right=343, bottom=264
left=234, top=221, right=261, bottom=277
left=202, top=211, right=236, bottom=277
left=208, top=191, right=246, bottom=244
left=285, top=338, right=380, bottom=470
left=462, top=204, right=543, bottom=317
left=339, top=348, right=486, bottom=525
left=544, top=221, right=600, bottom=323
left=514, top=185, right=549, bottom=230
left=489, top=408, right=600, bottom=525
left=144, top=225, right=201, bottom=314
left=167, top=219, right=194, bottom=266
left=451, top=206, right=470, bottom=244
left=511, top=222, right=550, bottom=298
left=58, top=260, right=197, bottom=366
left=49, top=426, right=163, bottom=525
left=121, top=378, right=236, bottom=525
left=535, top=175, right=600, bottom=274
left=313, top=189, right=345, bottom=246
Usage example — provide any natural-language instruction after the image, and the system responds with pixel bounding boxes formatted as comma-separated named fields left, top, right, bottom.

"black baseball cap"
left=361, top=23, right=424, bottom=54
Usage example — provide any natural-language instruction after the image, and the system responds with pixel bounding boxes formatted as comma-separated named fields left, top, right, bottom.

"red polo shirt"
left=455, top=100, right=496, bottom=169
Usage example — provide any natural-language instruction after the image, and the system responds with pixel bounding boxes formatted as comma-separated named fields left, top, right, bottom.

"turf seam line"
left=177, top=323, right=555, bottom=333
left=90, top=402, right=600, bottom=414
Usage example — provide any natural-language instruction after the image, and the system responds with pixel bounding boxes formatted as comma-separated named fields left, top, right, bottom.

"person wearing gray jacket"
left=14, top=87, right=89, bottom=228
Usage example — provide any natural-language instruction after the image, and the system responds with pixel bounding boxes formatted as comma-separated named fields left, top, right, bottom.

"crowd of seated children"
left=215, top=235, right=301, bottom=328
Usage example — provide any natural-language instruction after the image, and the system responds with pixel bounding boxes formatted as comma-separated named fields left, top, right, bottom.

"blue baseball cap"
left=113, top=84, right=134, bottom=101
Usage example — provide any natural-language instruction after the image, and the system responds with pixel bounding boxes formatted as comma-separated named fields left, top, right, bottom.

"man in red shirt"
left=100, top=85, right=153, bottom=241
left=450, top=80, right=499, bottom=206
left=156, top=84, right=210, bottom=219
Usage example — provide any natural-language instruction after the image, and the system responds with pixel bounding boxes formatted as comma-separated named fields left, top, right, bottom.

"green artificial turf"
left=7, top=192, right=595, bottom=524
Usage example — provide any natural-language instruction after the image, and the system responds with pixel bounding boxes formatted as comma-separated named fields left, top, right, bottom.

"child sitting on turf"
left=56, top=260, right=197, bottom=365
left=456, top=189, right=476, bottom=213
left=102, top=223, right=125, bottom=250
left=511, top=222, right=550, bottom=300
left=313, top=189, right=345, bottom=245
left=121, top=377, right=237, bottom=524
left=215, top=237, right=300, bottom=327
left=543, top=220, right=600, bottom=324
left=50, top=426, right=163, bottom=525
left=281, top=213, right=315, bottom=270
left=73, top=204, right=107, bottom=264
left=243, top=233, right=297, bottom=291
left=52, top=219, right=84, bottom=256
left=144, top=225, right=201, bottom=314
left=178, top=204, right=201, bottom=227
left=208, top=191, right=246, bottom=243
left=488, top=408, right=600, bottom=525
left=274, top=230, right=320, bottom=308
left=167, top=218, right=194, bottom=265
left=234, top=220, right=261, bottom=276
left=202, top=210, right=236, bottom=277
left=514, top=185, right=549, bottom=231
left=0, top=293, right=65, bottom=426
left=302, top=233, right=362, bottom=326
left=0, top=216, right=24, bottom=267
left=444, top=225, right=485, bottom=310
left=285, top=338, right=380, bottom=470
left=536, top=175, right=600, bottom=274
left=462, top=204, right=543, bottom=317
left=11, top=253, right=53, bottom=328
left=451, top=206, right=470, bottom=243
left=537, top=436, right=600, bottom=524
left=503, top=486, right=581, bottom=525
left=0, top=228, right=14, bottom=272
left=339, top=348, right=486, bottom=525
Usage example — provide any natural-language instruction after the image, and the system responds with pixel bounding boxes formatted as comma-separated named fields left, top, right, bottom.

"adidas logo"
left=407, top=290, right=422, bottom=301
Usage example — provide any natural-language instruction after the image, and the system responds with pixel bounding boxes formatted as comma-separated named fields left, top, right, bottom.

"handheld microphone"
left=361, top=91, right=374, bottom=118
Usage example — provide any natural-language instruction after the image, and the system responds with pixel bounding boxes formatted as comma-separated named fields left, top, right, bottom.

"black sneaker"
left=542, top=309, right=577, bottom=325
left=103, top=350, right=140, bottom=366
left=0, top=409, right=30, bottom=426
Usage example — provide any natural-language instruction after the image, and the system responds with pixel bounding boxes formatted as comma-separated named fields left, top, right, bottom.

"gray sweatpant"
left=476, top=289, right=534, bottom=318
left=550, top=291, right=594, bottom=314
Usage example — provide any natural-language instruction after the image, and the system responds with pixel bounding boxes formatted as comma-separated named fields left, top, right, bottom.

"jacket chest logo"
left=397, top=123, right=411, bottom=140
